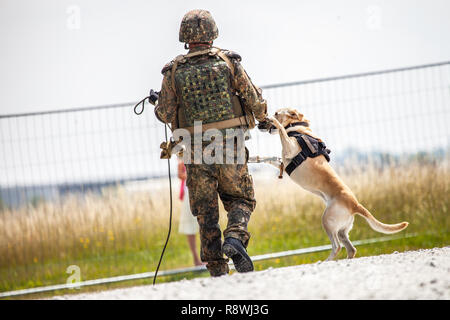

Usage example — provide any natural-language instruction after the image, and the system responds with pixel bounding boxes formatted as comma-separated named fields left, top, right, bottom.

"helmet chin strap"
left=185, top=42, right=213, bottom=50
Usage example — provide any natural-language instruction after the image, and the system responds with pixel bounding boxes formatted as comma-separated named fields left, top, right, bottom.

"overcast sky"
left=1, top=0, right=450, bottom=115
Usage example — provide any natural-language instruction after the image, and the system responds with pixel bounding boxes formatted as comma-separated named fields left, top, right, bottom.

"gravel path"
left=54, top=246, right=450, bottom=300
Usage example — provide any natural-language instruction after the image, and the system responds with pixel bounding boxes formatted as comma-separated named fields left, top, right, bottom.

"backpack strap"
left=211, top=47, right=236, bottom=84
left=170, top=55, right=185, bottom=102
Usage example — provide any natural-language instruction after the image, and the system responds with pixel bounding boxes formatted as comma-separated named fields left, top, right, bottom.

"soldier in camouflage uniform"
left=154, top=9, right=270, bottom=277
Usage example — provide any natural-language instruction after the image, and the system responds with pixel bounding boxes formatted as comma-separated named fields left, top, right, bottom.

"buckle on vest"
left=291, top=152, right=306, bottom=167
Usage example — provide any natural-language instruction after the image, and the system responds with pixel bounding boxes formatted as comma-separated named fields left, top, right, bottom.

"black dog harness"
left=285, top=131, right=331, bottom=176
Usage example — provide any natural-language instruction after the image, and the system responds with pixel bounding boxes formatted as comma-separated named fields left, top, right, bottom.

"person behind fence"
left=154, top=9, right=271, bottom=277
left=177, top=158, right=202, bottom=266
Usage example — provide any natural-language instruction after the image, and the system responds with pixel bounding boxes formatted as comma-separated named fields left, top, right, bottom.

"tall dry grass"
left=0, top=160, right=448, bottom=291
left=0, top=187, right=176, bottom=267
left=250, top=160, right=449, bottom=250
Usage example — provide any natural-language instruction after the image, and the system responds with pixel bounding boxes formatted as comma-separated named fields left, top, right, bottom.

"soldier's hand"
left=257, top=118, right=273, bottom=132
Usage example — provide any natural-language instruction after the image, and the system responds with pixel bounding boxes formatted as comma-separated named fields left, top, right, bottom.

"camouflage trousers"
left=185, top=162, right=256, bottom=276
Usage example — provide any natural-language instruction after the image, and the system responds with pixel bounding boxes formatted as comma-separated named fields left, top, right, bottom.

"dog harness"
left=285, top=131, right=331, bottom=176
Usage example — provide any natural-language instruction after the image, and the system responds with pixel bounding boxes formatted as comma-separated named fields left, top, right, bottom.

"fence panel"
left=0, top=61, right=448, bottom=293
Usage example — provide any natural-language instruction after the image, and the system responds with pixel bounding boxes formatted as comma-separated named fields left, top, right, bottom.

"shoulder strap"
left=211, top=47, right=239, bottom=88
left=211, top=47, right=236, bottom=78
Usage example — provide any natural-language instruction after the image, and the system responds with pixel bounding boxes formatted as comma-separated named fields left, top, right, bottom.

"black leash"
left=133, top=94, right=173, bottom=285
left=153, top=123, right=173, bottom=285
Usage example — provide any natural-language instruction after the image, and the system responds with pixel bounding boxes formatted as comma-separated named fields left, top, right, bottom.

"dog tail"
left=354, top=204, right=409, bottom=234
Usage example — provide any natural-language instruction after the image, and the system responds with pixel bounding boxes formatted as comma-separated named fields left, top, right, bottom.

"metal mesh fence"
left=247, top=61, right=450, bottom=161
left=0, top=104, right=166, bottom=208
left=0, top=61, right=449, bottom=292
left=1, top=61, right=449, bottom=208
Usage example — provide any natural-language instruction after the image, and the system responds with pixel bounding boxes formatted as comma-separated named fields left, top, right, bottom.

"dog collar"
left=284, top=121, right=309, bottom=129
left=268, top=121, right=309, bottom=132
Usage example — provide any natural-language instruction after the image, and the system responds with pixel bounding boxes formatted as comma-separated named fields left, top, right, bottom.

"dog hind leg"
left=324, top=229, right=341, bottom=261
left=322, top=209, right=341, bottom=261
left=338, top=228, right=356, bottom=259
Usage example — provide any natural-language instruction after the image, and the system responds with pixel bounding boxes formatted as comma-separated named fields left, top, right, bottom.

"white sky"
left=1, top=0, right=450, bottom=115
left=1, top=0, right=450, bottom=187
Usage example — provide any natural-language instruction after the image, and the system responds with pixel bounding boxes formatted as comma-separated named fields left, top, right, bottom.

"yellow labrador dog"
left=268, top=108, right=408, bottom=261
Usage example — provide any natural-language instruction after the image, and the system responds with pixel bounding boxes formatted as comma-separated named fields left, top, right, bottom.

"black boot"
left=222, top=237, right=254, bottom=273
left=206, top=260, right=230, bottom=277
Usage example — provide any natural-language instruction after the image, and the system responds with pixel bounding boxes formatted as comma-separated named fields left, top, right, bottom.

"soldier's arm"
left=154, top=65, right=178, bottom=125
left=231, top=59, right=268, bottom=122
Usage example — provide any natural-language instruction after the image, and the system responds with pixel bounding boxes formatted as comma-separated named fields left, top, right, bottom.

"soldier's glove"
left=257, top=118, right=273, bottom=132
left=148, top=89, right=159, bottom=106
left=160, top=139, right=177, bottom=159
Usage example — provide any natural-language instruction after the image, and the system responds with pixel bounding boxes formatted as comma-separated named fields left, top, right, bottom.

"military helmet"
left=179, top=9, right=218, bottom=43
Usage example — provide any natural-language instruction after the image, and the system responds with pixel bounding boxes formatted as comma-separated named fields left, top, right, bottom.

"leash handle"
left=133, top=90, right=159, bottom=115
left=133, top=97, right=148, bottom=115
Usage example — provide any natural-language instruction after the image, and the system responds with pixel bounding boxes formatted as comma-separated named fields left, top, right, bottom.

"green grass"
left=0, top=161, right=448, bottom=299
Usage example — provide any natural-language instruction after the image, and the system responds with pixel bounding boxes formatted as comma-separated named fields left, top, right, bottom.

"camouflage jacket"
left=154, top=47, right=267, bottom=130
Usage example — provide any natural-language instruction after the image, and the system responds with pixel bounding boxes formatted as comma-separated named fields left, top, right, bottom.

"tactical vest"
left=285, top=131, right=331, bottom=176
left=169, top=47, right=253, bottom=134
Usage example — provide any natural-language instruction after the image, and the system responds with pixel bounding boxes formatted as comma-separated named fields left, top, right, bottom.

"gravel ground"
left=54, top=246, right=450, bottom=300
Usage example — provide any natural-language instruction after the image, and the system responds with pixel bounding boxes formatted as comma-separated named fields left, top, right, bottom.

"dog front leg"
left=269, top=117, right=299, bottom=159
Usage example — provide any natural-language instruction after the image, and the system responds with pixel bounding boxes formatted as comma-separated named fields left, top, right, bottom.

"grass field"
left=0, top=159, right=449, bottom=298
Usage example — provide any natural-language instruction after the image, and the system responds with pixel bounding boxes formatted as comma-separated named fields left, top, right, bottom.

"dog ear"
left=288, top=109, right=304, bottom=121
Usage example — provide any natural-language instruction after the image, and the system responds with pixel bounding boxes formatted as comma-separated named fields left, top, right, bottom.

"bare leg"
left=186, top=234, right=202, bottom=266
